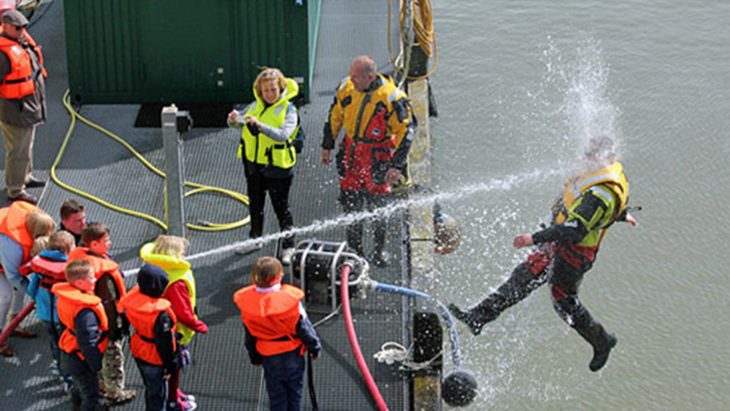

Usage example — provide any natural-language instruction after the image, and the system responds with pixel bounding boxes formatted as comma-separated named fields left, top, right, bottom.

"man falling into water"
left=449, top=136, right=637, bottom=372
left=321, top=56, right=414, bottom=266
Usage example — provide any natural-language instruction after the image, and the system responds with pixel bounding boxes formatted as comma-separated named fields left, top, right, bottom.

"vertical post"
left=161, top=105, right=190, bottom=237
left=411, top=311, right=443, bottom=411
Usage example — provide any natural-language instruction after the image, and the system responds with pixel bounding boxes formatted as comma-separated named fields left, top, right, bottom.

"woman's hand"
left=228, top=110, right=239, bottom=124
left=244, top=114, right=260, bottom=127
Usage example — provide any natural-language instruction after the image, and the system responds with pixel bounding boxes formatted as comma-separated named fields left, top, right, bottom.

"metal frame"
left=293, top=239, right=369, bottom=315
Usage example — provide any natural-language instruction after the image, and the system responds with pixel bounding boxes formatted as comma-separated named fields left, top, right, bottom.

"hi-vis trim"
left=339, top=76, right=350, bottom=90
left=589, top=186, right=614, bottom=204
left=388, top=89, right=405, bottom=103
left=571, top=172, right=622, bottom=198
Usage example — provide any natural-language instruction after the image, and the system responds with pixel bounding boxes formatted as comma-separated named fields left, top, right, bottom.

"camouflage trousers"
left=101, top=338, right=126, bottom=395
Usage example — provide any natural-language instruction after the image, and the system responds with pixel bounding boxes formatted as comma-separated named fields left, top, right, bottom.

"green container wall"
left=64, top=0, right=321, bottom=104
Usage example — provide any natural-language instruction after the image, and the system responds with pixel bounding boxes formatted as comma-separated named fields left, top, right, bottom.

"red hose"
left=340, top=265, right=389, bottom=411
left=0, top=302, right=35, bottom=346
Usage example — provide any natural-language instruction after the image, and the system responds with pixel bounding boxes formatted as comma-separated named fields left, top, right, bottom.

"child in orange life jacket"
left=233, top=257, right=321, bottom=411
left=140, top=235, right=207, bottom=409
left=118, top=264, right=183, bottom=411
left=68, top=222, right=135, bottom=405
left=25, top=231, right=76, bottom=392
left=52, top=259, right=109, bottom=410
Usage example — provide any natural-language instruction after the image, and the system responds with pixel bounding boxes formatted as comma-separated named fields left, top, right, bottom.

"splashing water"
left=183, top=167, right=561, bottom=263
left=544, top=36, right=623, bottom=166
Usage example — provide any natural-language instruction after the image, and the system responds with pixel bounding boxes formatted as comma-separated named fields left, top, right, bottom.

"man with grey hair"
left=0, top=9, right=47, bottom=205
left=450, top=136, right=637, bottom=372
left=321, top=56, right=414, bottom=266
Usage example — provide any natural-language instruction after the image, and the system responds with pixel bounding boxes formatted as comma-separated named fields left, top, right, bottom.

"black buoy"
left=442, top=370, right=478, bottom=407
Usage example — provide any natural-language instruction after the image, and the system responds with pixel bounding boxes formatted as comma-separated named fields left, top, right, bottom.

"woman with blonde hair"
left=140, top=235, right=207, bottom=410
left=227, top=67, right=304, bottom=264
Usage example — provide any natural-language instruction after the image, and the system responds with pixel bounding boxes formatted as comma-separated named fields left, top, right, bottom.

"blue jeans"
left=262, top=350, right=305, bottom=411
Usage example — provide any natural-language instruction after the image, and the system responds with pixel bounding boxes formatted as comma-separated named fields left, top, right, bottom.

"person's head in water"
left=349, top=56, right=377, bottom=92
left=584, top=136, right=616, bottom=169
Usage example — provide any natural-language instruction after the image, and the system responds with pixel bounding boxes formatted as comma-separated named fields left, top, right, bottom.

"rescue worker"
left=321, top=55, right=414, bottom=266
left=53, top=259, right=109, bottom=410
left=118, top=264, right=185, bottom=411
left=228, top=68, right=304, bottom=265
left=233, top=256, right=321, bottom=411
left=0, top=201, right=54, bottom=356
left=449, top=136, right=637, bottom=372
left=0, top=9, right=47, bottom=204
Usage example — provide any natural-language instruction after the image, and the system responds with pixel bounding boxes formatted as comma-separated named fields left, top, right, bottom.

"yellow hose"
left=388, top=0, right=439, bottom=81
left=53, top=90, right=250, bottom=232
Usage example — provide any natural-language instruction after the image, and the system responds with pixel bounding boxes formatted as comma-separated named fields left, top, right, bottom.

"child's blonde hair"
left=65, top=259, right=94, bottom=282
left=152, top=235, right=189, bottom=258
left=30, top=236, right=49, bottom=257
left=27, top=211, right=56, bottom=239
left=252, top=256, right=283, bottom=288
left=49, top=231, right=75, bottom=254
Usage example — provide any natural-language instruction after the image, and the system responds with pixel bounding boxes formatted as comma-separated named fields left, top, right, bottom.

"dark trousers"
left=135, top=360, right=172, bottom=411
left=338, top=190, right=389, bottom=255
left=245, top=168, right=295, bottom=249
left=262, top=350, right=305, bottom=411
left=43, top=319, right=72, bottom=383
left=61, top=353, right=106, bottom=411
left=474, top=249, right=613, bottom=350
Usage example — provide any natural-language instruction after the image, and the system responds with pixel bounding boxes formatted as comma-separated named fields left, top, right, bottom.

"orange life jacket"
left=0, top=201, right=39, bottom=263
left=68, top=248, right=127, bottom=299
left=28, top=255, right=67, bottom=289
left=119, top=286, right=177, bottom=366
left=233, top=284, right=305, bottom=356
left=0, top=32, right=46, bottom=99
left=52, top=282, right=109, bottom=360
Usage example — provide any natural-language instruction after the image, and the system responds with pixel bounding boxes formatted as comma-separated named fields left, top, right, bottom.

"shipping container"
left=64, top=0, right=321, bottom=104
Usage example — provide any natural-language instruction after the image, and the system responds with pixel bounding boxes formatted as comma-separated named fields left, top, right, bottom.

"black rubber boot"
left=589, top=333, right=617, bottom=372
left=575, top=320, right=618, bottom=372
left=447, top=302, right=499, bottom=336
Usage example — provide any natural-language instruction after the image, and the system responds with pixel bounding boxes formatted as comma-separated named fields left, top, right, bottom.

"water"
left=427, top=1, right=730, bottom=409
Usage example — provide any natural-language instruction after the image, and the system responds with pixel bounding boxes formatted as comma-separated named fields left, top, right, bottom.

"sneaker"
left=589, top=334, right=618, bottom=372
left=281, top=247, right=295, bottom=265
left=11, top=326, right=37, bottom=338
left=234, top=242, right=263, bottom=255
left=0, top=343, right=15, bottom=357
left=177, top=389, right=195, bottom=403
left=105, top=389, right=136, bottom=405
left=7, top=191, right=37, bottom=204
left=181, top=399, right=198, bottom=411
left=24, top=177, right=46, bottom=188
left=63, top=380, right=74, bottom=395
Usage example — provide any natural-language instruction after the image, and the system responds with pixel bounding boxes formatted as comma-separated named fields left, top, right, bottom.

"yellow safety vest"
left=239, top=77, right=300, bottom=170
left=556, top=161, right=629, bottom=248
left=140, top=243, right=198, bottom=345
